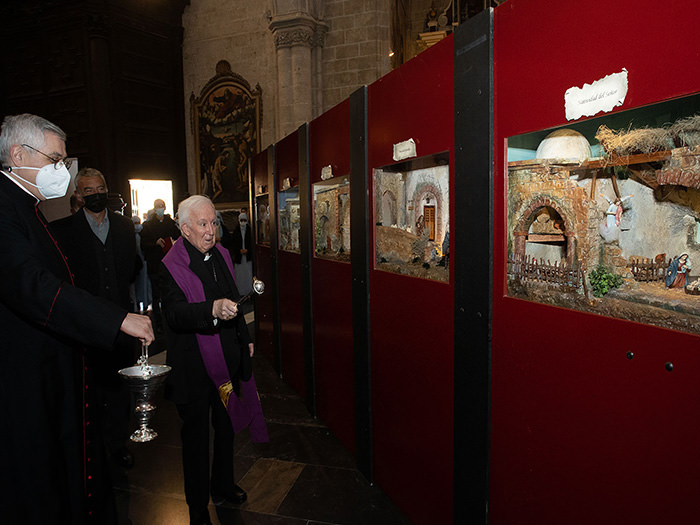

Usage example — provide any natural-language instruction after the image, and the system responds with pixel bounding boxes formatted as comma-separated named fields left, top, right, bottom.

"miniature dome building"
left=535, top=128, right=592, bottom=162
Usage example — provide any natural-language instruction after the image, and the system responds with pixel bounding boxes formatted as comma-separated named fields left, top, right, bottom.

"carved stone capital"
left=269, top=13, right=328, bottom=49
left=274, top=26, right=314, bottom=48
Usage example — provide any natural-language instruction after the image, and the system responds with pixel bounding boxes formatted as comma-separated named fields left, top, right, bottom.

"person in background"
left=131, top=214, right=152, bottom=312
left=230, top=210, right=253, bottom=296
left=52, top=167, right=143, bottom=486
left=160, top=195, right=267, bottom=525
left=141, top=198, right=179, bottom=328
left=0, top=113, right=153, bottom=523
left=215, top=209, right=233, bottom=247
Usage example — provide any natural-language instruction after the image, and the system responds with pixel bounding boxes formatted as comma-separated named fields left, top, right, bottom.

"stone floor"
left=111, top=311, right=409, bottom=525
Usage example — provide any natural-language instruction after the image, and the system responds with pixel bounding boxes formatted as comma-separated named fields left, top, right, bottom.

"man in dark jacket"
left=160, top=195, right=267, bottom=525
left=0, top=113, right=153, bottom=523
left=141, top=197, right=179, bottom=326
left=228, top=211, right=254, bottom=296
left=52, top=167, right=142, bottom=478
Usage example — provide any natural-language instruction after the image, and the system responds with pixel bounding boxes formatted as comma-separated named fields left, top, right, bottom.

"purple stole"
left=162, top=238, right=269, bottom=443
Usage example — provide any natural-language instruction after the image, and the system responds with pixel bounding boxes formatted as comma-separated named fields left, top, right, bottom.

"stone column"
left=269, top=9, right=327, bottom=139
left=276, top=45, right=294, bottom=137
left=291, top=43, right=311, bottom=126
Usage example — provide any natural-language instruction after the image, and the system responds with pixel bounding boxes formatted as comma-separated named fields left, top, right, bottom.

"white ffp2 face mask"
left=9, top=162, right=71, bottom=200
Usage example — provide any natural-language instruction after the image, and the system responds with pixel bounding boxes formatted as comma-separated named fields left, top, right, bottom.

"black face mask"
left=83, top=192, right=108, bottom=213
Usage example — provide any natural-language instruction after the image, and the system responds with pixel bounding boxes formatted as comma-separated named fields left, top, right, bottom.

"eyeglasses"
left=22, top=143, right=73, bottom=170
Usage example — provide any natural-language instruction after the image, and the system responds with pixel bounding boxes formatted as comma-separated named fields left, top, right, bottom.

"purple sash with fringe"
left=162, top=238, right=269, bottom=442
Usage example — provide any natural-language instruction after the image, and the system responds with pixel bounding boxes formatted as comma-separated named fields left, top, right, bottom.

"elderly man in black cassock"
left=160, top=195, right=268, bottom=525
left=0, top=114, right=154, bottom=524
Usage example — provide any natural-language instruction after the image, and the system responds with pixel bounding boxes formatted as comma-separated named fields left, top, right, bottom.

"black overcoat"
left=140, top=214, right=180, bottom=275
left=0, top=174, right=126, bottom=524
left=52, top=208, right=141, bottom=375
left=228, top=224, right=253, bottom=264
left=52, top=207, right=139, bottom=310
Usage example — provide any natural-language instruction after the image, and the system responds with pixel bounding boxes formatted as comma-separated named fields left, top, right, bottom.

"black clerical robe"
left=0, top=174, right=127, bottom=524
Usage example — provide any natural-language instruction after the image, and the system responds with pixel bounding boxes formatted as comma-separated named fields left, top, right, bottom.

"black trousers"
left=176, top=385, right=236, bottom=517
left=148, top=272, right=163, bottom=326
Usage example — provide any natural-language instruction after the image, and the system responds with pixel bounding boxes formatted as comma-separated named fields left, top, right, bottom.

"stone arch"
left=514, top=196, right=576, bottom=265
left=412, top=182, right=444, bottom=241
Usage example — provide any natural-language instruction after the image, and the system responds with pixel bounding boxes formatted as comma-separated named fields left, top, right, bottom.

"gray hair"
left=0, top=114, right=67, bottom=167
left=74, top=167, right=107, bottom=191
left=177, top=195, right=215, bottom=228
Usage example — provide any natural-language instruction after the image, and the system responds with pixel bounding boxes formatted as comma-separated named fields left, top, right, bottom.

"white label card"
left=393, top=139, right=417, bottom=161
left=565, top=68, right=628, bottom=121
left=321, top=165, right=333, bottom=180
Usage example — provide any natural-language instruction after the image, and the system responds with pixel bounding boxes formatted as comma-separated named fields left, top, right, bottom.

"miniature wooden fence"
left=507, top=253, right=582, bottom=289
left=627, top=257, right=669, bottom=282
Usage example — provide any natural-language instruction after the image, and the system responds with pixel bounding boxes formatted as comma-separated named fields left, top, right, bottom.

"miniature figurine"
left=441, top=226, right=450, bottom=269
left=666, top=253, right=691, bottom=289
left=601, top=193, right=633, bottom=228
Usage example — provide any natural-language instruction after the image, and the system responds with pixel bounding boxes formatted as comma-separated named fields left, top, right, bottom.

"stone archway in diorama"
left=513, top=196, right=576, bottom=266
left=412, top=183, right=444, bottom=242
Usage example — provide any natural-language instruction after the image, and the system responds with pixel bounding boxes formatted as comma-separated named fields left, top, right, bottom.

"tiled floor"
left=112, top=312, right=410, bottom=525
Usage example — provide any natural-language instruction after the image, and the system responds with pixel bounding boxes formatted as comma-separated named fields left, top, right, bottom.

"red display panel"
left=492, top=1, right=700, bottom=523
left=276, top=131, right=306, bottom=400
left=308, top=99, right=355, bottom=454
left=252, top=148, right=274, bottom=364
left=367, top=36, right=454, bottom=524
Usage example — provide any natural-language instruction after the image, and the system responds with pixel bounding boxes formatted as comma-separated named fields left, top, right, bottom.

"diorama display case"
left=491, top=1, right=700, bottom=523
left=251, top=147, right=276, bottom=367
left=275, top=130, right=306, bottom=401
left=506, top=93, right=700, bottom=336
left=278, top=182, right=300, bottom=254
left=308, top=98, right=356, bottom=454
left=313, top=175, right=350, bottom=262
left=373, top=152, right=450, bottom=283
left=366, top=34, right=455, bottom=524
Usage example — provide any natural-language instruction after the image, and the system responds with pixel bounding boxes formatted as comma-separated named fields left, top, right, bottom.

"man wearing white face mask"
left=0, top=113, right=154, bottom=524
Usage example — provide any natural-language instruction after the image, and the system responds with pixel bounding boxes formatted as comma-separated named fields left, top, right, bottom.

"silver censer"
left=118, top=343, right=171, bottom=442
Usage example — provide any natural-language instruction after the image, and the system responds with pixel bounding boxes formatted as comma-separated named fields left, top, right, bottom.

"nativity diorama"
left=373, top=153, right=449, bottom=282
left=506, top=93, right=700, bottom=335
left=278, top=186, right=300, bottom=253
left=314, top=176, right=351, bottom=262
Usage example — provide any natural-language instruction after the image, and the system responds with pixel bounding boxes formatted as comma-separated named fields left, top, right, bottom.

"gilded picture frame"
left=191, top=60, right=262, bottom=209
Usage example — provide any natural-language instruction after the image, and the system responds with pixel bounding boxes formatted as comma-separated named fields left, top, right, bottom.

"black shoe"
left=211, top=484, right=247, bottom=506
left=117, top=448, right=135, bottom=469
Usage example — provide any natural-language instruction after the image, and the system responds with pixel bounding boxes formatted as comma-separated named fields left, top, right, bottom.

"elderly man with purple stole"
left=160, top=195, right=268, bottom=525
